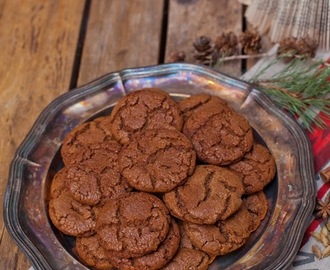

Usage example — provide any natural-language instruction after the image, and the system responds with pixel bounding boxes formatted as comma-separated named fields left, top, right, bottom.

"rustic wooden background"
left=0, top=0, right=272, bottom=269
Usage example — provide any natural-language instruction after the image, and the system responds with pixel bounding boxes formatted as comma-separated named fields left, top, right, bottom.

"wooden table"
left=0, top=1, right=272, bottom=269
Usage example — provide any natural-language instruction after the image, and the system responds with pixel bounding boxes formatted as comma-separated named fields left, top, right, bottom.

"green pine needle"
left=251, top=58, right=330, bottom=131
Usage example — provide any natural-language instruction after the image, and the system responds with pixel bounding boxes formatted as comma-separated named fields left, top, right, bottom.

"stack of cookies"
left=48, top=88, right=276, bottom=270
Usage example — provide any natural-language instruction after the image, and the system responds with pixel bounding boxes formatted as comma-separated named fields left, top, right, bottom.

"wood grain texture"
left=0, top=0, right=85, bottom=269
left=165, top=0, right=243, bottom=77
left=78, top=0, right=165, bottom=86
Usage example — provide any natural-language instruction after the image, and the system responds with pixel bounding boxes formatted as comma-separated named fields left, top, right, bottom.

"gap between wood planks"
left=68, top=0, right=248, bottom=89
left=158, top=0, right=169, bottom=64
left=68, top=0, right=169, bottom=90
left=241, top=3, right=247, bottom=74
left=69, top=0, right=91, bottom=90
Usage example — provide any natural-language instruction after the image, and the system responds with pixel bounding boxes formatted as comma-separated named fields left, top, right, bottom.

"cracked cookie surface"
left=108, top=220, right=180, bottom=270
left=163, top=165, right=244, bottom=224
left=229, top=143, right=276, bottom=194
left=183, top=203, right=253, bottom=256
left=245, top=190, right=268, bottom=232
left=76, top=234, right=115, bottom=270
left=179, top=93, right=228, bottom=120
left=95, top=192, right=171, bottom=258
left=183, top=106, right=253, bottom=165
left=163, top=222, right=215, bottom=270
left=109, top=88, right=183, bottom=145
left=48, top=191, right=96, bottom=237
left=118, top=128, right=196, bottom=193
left=162, top=247, right=210, bottom=270
left=61, top=116, right=114, bottom=166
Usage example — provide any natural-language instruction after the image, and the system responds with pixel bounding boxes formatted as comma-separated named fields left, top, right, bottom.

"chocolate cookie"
left=184, top=204, right=253, bottom=256
left=65, top=165, right=102, bottom=206
left=229, top=143, right=276, bottom=194
left=49, top=167, right=69, bottom=199
left=168, top=222, right=214, bottom=269
left=96, top=192, right=171, bottom=258
left=68, top=161, right=131, bottom=203
left=179, top=93, right=228, bottom=120
left=178, top=222, right=217, bottom=265
left=162, top=248, right=210, bottom=270
left=109, top=88, right=183, bottom=145
left=118, top=128, right=196, bottom=193
left=48, top=192, right=96, bottom=237
left=183, top=106, right=253, bottom=165
left=61, top=117, right=114, bottom=166
left=108, top=220, right=180, bottom=270
left=245, top=190, right=268, bottom=232
left=163, top=165, right=244, bottom=224
left=76, top=234, right=115, bottom=270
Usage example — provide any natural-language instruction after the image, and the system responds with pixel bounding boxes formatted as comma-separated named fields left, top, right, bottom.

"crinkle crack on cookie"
left=108, top=220, right=180, bottom=270
left=76, top=234, right=115, bottom=270
left=95, top=192, right=171, bottom=258
left=245, top=190, right=268, bottom=232
left=229, top=143, right=276, bottom=194
left=183, top=204, right=254, bottom=256
left=109, top=88, right=183, bottom=145
left=162, top=247, right=210, bottom=270
left=61, top=116, right=114, bottom=166
left=183, top=106, right=253, bottom=165
left=163, top=165, right=244, bottom=224
left=48, top=192, right=96, bottom=237
left=118, top=128, right=196, bottom=193
left=179, top=93, right=228, bottom=120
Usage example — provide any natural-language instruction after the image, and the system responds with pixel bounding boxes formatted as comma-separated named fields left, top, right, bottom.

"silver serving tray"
left=4, top=63, right=316, bottom=270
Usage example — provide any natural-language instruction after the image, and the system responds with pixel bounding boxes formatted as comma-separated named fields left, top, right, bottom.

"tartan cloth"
left=292, top=116, right=330, bottom=269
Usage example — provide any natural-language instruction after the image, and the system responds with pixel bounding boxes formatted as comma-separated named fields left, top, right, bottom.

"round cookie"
left=178, top=222, right=217, bottom=265
left=162, top=248, right=210, bottom=270
left=48, top=192, right=96, bottom=237
left=118, top=128, right=196, bottom=193
left=108, top=220, right=180, bottom=270
left=184, top=204, right=253, bottom=256
left=229, top=143, right=276, bottom=194
left=69, top=139, right=122, bottom=174
left=65, top=165, right=102, bottom=206
left=109, top=88, right=183, bottom=145
left=96, top=192, right=171, bottom=258
left=179, top=93, right=228, bottom=120
left=183, top=105, right=253, bottom=165
left=76, top=234, right=115, bottom=270
left=172, top=222, right=215, bottom=269
left=245, top=190, right=268, bottom=232
left=51, top=165, right=131, bottom=207
left=98, top=166, right=132, bottom=201
left=49, top=167, right=69, bottom=199
left=163, top=165, right=244, bottom=224
left=61, top=116, right=114, bottom=166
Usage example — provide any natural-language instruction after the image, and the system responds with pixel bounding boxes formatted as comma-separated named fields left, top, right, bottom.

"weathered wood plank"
left=0, top=0, right=85, bottom=269
left=165, top=0, right=243, bottom=77
left=78, top=0, right=165, bottom=86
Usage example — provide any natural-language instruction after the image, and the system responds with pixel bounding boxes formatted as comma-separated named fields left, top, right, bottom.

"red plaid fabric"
left=301, top=113, right=330, bottom=247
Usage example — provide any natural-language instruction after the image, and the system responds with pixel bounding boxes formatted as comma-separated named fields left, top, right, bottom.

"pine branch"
left=251, top=58, right=330, bottom=131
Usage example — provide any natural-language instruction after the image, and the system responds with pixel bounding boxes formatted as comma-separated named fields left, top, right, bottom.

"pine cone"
left=199, top=50, right=219, bottom=66
left=277, top=37, right=297, bottom=61
left=167, top=51, right=186, bottom=63
left=214, top=32, right=238, bottom=57
left=239, top=30, right=262, bottom=55
left=193, top=36, right=213, bottom=52
left=295, top=37, right=318, bottom=58
left=278, top=37, right=318, bottom=61
left=192, top=36, right=214, bottom=64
